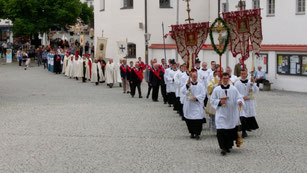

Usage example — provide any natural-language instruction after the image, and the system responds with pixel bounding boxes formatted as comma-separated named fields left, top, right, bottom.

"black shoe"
left=195, top=135, right=200, bottom=140
left=221, top=150, right=227, bottom=156
left=127, top=91, right=130, bottom=94
left=164, top=102, right=167, bottom=104
left=242, top=131, right=248, bottom=138
left=139, top=96, right=143, bottom=98
left=168, top=105, right=171, bottom=107
left=132, top=95, right=134, bottom=98
left=95, top=82, right=99, bottom=85
left=153, top=100, right=158, bottom=102
left=190, top=134, right=195, bottom=139
left=146, top=95, right=149, bottom=99
left=226, top=149, right=231, bottom=153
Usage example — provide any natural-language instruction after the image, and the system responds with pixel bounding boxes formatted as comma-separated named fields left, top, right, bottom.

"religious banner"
left=222, top=9, right=263, bottom=61
left=6, top=49, right=12, bottom=63
left=80, top=34, right=85, bottom=47
left=117, top=41, right=127, bottom=55
left=171, top=22, right=210, bottom=70
left=96, top=37, right=108, bottom=58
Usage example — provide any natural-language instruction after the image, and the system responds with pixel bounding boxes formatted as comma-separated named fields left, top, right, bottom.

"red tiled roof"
left=149, top=44, right=307, bottom=52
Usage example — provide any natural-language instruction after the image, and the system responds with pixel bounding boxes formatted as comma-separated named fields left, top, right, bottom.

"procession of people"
left=40, top=46, right=260, bottom=156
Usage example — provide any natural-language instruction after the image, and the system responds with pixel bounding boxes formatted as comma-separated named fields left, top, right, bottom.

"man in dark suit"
left=234, top=57, right=246, bottom=77
left=131, top=63, right=143, bottom=98
left=149, top=63, right=161, bottom=102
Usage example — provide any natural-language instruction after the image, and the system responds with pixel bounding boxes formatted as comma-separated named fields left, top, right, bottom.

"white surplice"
left=182, top=82, right=206, bottom=120
left=211, top=85, right=244, bottom=129
left=234, top=79, right=259, bottom=118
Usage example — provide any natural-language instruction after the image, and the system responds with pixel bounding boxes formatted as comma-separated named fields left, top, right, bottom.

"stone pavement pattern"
left=0, top=64, right=306, bottom=173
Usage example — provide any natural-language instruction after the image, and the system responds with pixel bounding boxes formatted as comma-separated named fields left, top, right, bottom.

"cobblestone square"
left=0, top=64, right=307, bottom=173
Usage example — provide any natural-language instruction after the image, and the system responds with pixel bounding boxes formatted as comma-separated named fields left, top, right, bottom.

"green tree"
left=0, top=0, right=93, bottom=38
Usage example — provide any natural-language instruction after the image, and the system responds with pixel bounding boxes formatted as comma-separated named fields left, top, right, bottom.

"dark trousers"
left=161, top=84, right=167, bottom=103
left=174, top=97, right=180, bottom=111
left=146, top=83, right=152, bottom=97
left=152, top=85, right=159, bottom=101
left=19, top=60, right=22, bottom=66
left=167, top=92, right=176, bottom=106
left=179, top=103, right=184, bottom=118
left=129, top=81, right=133, bottom=92
left=131, top=82, right=142, bottom=97
left=256, top=79, right=265, bottom=87
left=217, top=127, right=238, bottom=150
left=185, top=119, right=203, bottom=136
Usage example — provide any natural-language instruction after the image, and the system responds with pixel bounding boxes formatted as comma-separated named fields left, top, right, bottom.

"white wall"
left=94, top=0, right=210, bottom=63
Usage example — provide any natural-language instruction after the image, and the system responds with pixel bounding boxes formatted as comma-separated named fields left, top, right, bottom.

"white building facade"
left=94, top=0, right=307, bottom=92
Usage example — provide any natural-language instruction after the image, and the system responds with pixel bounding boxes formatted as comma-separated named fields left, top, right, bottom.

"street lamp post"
left=145, top=0, right=148, bottom=65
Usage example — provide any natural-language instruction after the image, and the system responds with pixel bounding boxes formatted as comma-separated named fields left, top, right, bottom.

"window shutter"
left=100, top=0, right=105, bottom=10
left=120, top=0, right=124, bottom=8
left=170, top=0, right=174, bottom=8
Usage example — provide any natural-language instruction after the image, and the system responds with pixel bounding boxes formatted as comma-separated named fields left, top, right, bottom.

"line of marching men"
left=58, top=51, right=259, bottom=156
left=120, top=58, right=260, bottom=156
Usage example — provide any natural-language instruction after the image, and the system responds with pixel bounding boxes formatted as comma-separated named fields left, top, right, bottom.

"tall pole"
left=226, top=0, right=229, bottom=67
left=162, top=22, right=167, bottom=62
left=175, top=0, right=179, bottom=61
left=145, top=0, right=149, bottom=65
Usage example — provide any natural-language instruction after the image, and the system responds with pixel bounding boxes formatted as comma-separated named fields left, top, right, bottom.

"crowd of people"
left=40, top=48, right=265, bottom=156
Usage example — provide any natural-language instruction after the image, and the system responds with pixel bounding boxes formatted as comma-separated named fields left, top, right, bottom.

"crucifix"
left=184, top=0, right=194, bottom=24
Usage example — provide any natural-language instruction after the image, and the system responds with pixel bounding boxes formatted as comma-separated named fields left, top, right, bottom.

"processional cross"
left=184, top=0, right=194, bottom=24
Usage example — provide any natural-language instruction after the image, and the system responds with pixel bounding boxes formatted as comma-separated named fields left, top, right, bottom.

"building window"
left=222, top=3, right=228, bottom=12
left=160, top=0, right=172, bottom=8
left=277, top=54, right=307, bottom=76
left=297, top=0, right=306, bottom=14
left=236, top=0, right=246, bottom=10
left=121, top=0, right=133, bottom=9
left=127, top=43, right=136, bottom=58
left=253, top=0, right=260, bottom=9
left=100, top=0, right=105, bottom=11
left=267, top=0, right=275, bottom=16
left=255, top=54, right=268, bottom=73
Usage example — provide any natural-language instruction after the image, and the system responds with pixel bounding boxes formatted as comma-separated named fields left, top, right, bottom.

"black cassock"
left=54, top=55, right=62, bottom=74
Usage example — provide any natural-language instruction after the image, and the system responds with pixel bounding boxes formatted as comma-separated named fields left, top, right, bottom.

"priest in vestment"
left=85, top=55, right=92, bottom=81
left=105, top=58, right=119, bottom=88
left=91, top=58, right=103, bottom=85
left=181, top=71, right=206, bottom=140
left=62, top=52, right=70, bottom=74
left=234, top=70, right=259, bottom=138
left=211, top=73, right=244, bottom=156
left=73, top=55, right=83, bottom=80
left=66, top=55, right=74, bottom=78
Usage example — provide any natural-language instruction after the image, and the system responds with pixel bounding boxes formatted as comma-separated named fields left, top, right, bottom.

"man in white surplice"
left=181, top=71, right=206, bottom=140
left=234, top=69, right=259, bottom=138
left=211, top=72, right=244, bottom=156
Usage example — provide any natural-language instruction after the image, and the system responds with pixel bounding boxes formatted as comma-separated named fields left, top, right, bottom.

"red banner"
left=223, top=9, right=263, bottom=61
left=171, top=22, right=210, bottom=70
